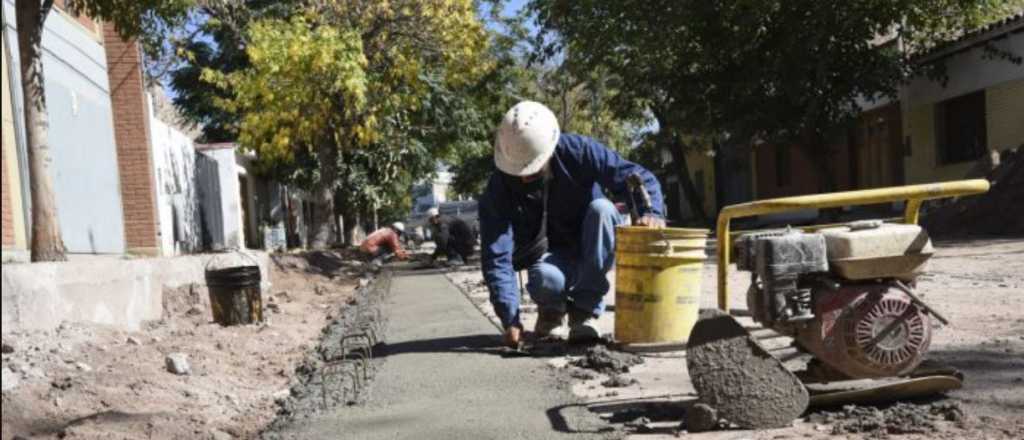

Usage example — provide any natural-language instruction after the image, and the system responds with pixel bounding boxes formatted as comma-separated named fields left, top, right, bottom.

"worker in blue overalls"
left=479, top=101, right=665, bottom=348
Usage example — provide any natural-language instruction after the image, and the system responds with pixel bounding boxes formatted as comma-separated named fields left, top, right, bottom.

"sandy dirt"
left=446, top=238, right=1024, bottom=439
left=1, top=253, right=359, bottom=440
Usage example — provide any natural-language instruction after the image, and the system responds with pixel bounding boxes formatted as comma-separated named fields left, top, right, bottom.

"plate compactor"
left=686, top=180, right=991, bottom=430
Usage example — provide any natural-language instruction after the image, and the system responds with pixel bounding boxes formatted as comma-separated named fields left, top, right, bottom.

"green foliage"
left=532, top=0, right=1023, bottom=146
left=447, top=0, right=646, bottom=197
left=204, top=15, right=369, bottom=166
left=67, top=0, right=192, bottom=38
left=189, top=0, right=491, bottom=231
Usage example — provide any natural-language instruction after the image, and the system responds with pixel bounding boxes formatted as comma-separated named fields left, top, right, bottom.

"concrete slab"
left=1, top=252, right=270, bottom=332
left=275, top=273, right=616, bottom=440
left=447, top=262, right=820, bottom=439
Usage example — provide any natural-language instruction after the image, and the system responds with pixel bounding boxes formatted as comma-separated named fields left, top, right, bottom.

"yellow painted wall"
left=986, top=78, right=1024, bottom=151
left=904, top=78, right=1024, bottom=184
left=2, top=34, right=28, bottom=250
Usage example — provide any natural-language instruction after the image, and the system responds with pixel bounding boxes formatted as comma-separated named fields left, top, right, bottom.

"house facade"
left=1, top=0, right=175, bottom=259
left=901, top=14, right=1024, bottom=184
left=691, top=13, right=1024, bottom=224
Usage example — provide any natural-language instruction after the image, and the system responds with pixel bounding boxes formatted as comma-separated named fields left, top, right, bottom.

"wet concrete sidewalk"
left=275, top=273, right=614, bottom=440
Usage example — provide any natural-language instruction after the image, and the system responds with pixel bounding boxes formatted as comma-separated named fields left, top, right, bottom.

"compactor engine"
left=735, top=220, right=936, bottom=381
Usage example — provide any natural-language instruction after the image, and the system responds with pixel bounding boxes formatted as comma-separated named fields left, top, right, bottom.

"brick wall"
left=103, top=26, right=159, bottom=255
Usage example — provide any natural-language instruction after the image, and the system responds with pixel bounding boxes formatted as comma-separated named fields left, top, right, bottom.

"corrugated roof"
left=918, top=11, right=1024, bottom=62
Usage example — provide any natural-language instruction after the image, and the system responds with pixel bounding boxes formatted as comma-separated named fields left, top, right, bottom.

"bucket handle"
left=205, top=249, right=258, bottom=271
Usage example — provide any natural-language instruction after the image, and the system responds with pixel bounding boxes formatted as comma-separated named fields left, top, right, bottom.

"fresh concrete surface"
left=275, top=273, right=616, bottom=440
left=1, top=252, right=270, bottom=332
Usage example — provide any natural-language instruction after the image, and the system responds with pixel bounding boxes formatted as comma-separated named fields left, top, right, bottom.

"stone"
left=75, top=362, right=92, bottom=372
left=25, top=368, right=47, bottom=379
left=2, top=368, right=20, bottom=392
left=358, top=278, right=370, bottom=288
left=601, top=374, right=638, bottom=388
left=165, top=353, right=192, bottom=375
left=686, top=403, right=719, bottom=433
left=127, top=337, right=142, bottom=346
left=210, top=428, right=234, bottom=440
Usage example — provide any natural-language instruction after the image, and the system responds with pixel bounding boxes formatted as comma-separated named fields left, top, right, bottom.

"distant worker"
left=360, top=222, right=409, bottom=262
left=480, top=101, right=665, bottom=348
left=426, top=207, right=476, bottom=266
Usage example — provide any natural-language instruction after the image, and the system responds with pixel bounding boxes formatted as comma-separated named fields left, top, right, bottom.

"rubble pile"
left=924, top=146, right=1024, bottom=237
left=569, top=345, right=643, bottom=375
left=809, top=402, right=965, bottom=437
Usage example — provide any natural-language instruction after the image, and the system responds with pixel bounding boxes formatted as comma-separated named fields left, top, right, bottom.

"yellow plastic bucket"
left=614, top=226, right=708, bottom=348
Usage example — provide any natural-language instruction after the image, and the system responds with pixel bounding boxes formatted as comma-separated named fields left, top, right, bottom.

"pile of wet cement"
left=569, top=345, right=644, bottom=374
left=809, top=402, right=964, bottom=437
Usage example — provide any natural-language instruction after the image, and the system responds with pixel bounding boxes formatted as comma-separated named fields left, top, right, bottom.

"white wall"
left=148, top=94, right=202, bottom=256
left=197, top=148, right=245, bottom=250
left=906, top=31, right=1024, bottom=106
left=2, top=252, right=271, bottom=332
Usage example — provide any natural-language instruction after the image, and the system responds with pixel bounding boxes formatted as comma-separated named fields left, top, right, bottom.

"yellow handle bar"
left=715, top=179, right=990, bottom=311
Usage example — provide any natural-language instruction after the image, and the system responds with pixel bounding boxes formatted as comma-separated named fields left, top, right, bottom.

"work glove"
left=636, top=215, right=666, bottom=228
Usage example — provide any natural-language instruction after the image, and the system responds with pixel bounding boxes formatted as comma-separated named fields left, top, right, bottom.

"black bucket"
left=205, top=255, right=263, bottom=326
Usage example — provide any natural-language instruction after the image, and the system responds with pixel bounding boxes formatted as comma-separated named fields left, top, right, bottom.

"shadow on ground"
left=546, top=395, right=695, bottom=435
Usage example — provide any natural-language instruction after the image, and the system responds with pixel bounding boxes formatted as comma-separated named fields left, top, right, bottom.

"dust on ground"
left=445, top=238, right=1024, bottom=439
left=1, top=251, right=366, bottom=440
left=808, top=402, right=965, bottom=438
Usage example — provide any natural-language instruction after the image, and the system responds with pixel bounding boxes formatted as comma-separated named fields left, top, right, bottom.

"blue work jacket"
left=479, top=133, right=664, bottom=328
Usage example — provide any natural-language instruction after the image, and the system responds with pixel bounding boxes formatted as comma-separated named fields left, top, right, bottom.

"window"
left=936, top=91, right=987, bottom=164
left=775, top=146, right=791, bottom=187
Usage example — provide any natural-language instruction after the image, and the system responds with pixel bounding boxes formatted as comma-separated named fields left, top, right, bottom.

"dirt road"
left=1, top=253, right=359, bottom=440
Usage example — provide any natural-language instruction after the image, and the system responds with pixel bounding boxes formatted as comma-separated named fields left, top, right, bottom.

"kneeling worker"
left=427, top=207, right=476, bottom=266
left=480, top=101, right=665, bottom=348
left=360, top=222, right=409, bottom=262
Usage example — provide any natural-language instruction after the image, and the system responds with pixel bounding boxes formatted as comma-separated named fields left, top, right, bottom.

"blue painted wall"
left=3, top=0, right=125, bottom=254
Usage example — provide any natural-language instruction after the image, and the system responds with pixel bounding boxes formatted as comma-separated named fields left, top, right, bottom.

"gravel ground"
left=1, top=252, right=362, bottom=440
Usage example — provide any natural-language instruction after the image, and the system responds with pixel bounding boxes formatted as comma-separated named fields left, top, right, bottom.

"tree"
left=204, top=0, right=489, bottom=248
left=447, top=1, right=645, bottom=197
left=14, top=0, right=190, bottom=261
left=531, top=0, right=1022, bottom=222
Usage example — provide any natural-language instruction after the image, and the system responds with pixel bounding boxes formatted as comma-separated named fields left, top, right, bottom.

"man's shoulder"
left=557, top=133, right=607, bottom=157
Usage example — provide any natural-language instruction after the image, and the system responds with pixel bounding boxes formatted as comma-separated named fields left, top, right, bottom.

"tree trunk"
left=663, top=134, right=710, bottom=226
left=16, top=0, right=65, bottom=262
left=308, top=143, right=337, bottom=249
left=801, top=132, right=841, bottom=221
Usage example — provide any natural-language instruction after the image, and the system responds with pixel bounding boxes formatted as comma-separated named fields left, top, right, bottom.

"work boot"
left=534, top=308, right=567, bottom=340
left=504, top=325, right=522, bottom=349
left=568, top=308, right=601, bottom=343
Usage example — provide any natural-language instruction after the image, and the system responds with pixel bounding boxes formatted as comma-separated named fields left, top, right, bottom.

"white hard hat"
left=426, top=207, right=440, bottom=218
left=391, top=222, right=405, bottom=233
left=494, top=101, right=560, bottom=176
